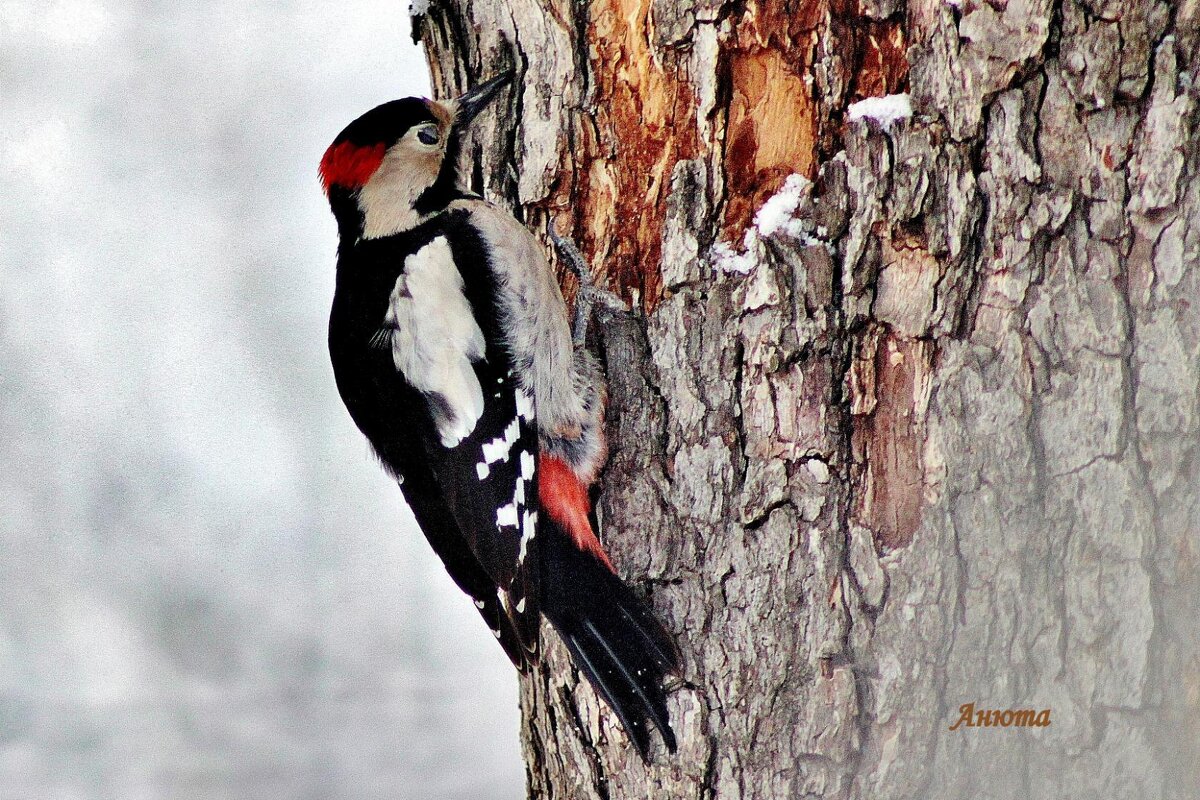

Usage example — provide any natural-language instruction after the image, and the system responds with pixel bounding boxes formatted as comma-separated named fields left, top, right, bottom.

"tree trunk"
left=413, top=1, right=1199, bottom=797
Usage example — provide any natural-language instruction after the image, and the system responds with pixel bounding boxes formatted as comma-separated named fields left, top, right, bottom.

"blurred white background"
left=0, top=1, right=524, bottom=797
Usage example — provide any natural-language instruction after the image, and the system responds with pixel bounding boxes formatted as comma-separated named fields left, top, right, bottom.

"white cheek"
left=358, top=145, right=440, bottom=238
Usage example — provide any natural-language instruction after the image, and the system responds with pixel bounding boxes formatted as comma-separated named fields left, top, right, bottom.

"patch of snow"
left=847, top=93, right=913, bottom=130
left=410, top=0, right=431, bottom=17
left=712, top=240, right=754, bottom=275
left=711, top=172, right=833, bottom=274
left=754, top=174, right=812, bottom=238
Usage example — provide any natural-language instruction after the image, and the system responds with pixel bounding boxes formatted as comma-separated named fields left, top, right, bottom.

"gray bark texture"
left=413, top=1, right=1200, bottom=797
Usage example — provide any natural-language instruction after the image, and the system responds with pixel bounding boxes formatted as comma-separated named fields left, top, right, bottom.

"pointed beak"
left=453, top=71, right=514, bottom=127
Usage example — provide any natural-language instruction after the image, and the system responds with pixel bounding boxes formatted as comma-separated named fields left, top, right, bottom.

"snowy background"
left=0, top=1, right=524, bottom=797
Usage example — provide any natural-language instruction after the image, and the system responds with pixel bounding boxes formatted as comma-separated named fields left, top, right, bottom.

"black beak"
left=454, top=71, right=514, bottom=126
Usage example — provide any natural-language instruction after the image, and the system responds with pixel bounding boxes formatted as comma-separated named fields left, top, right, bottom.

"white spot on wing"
left=480, top=437, right=505, bottom=464
left=387, top=236, right=486, bottom=448
left=515, top=597, right=526, bottom=613
left=518, top=510, right=537, bottom=562
left=520, top=451, right=535, bottom=480
left=476, top=462, right=489, bottom=480
left=474, top=599, right=486, bottom=609
left=496, top=503, right=518, bottom=528
left=481, top=418, right=521, bottom=464
left=515, top=390, right=534, bottom=420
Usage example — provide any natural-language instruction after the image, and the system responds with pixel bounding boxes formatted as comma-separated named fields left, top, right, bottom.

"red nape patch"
left=319, top=141, right=386, bottom=193
left=538, top=454, right=615, bottom=573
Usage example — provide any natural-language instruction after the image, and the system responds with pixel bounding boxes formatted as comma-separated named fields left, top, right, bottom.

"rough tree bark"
left=413, top=1, right=1199, bottom=797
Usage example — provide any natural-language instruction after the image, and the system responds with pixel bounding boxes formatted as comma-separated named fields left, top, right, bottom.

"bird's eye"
left=417, top=126, right=439, bottom=146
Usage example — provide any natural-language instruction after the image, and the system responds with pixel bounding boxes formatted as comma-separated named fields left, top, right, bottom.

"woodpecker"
left=320, top=73, right=680, bottom=759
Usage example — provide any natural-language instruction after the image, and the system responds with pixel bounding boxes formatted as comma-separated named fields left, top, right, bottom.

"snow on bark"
left=846, top=94, right=913, bottom=129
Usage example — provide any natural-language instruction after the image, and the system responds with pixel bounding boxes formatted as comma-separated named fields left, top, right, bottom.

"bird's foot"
left=548, top=223, right=629, bottom=345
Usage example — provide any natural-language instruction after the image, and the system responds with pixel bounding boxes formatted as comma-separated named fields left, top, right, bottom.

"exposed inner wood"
left=845, top=18, right=909, bottom=102
left=851, top=330, right=932, bottom=550
left=573, top=0, right=701, bottom=309
left=721, top=1, right=820, bottom=238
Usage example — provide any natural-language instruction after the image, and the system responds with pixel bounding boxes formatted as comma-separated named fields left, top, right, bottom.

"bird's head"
left=320, top=72, right=513, bottom=241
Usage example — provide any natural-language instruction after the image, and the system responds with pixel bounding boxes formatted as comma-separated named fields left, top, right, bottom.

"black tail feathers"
left=539, top=525, right=682, bottom=761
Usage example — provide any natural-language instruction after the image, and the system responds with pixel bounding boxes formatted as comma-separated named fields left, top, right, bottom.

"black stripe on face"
left=413, top=133, right=463, bottom=217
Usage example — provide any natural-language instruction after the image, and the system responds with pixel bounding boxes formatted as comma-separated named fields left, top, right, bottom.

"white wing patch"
left=515, top=389, right=534, bottom=420
left=518, top=510, right=537, bottom=563
left=496, top=502, right=518, bottom=528
left=387, top=236, right=485, bottom=447
left=480, top=418, right=521, bottom=465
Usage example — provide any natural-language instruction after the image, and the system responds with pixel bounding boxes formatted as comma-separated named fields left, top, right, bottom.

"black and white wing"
left=378, top=212, right=542, bottom=653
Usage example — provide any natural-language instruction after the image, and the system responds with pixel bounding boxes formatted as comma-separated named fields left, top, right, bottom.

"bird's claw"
left=548, top=222, right=629, bottom=345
